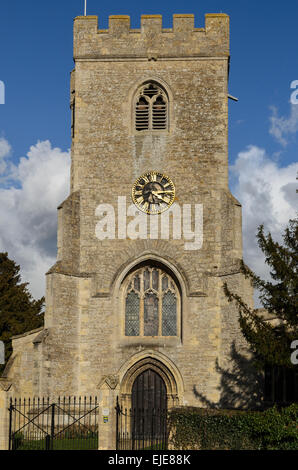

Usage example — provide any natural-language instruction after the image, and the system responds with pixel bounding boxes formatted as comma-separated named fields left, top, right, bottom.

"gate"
left=116, top=398, right=168, bottom=450
left=116, top=368, right=168, bottom=450
left=9, top=396, right=99, bottom=450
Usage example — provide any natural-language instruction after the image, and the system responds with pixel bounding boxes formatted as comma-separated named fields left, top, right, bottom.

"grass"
left=12, top=436, right=98, bottom=451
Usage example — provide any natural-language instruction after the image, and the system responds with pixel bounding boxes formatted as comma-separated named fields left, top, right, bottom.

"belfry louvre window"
left=125, top=266, right=178, bottom=337
left=135, top=83, right=168, bottom=132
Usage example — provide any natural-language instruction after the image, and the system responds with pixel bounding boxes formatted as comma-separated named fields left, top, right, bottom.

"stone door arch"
left=119, top=356, right=181, bottom=410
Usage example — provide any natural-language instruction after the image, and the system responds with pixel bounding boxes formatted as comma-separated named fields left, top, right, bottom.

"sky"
left=0, top=0, right=297, bottom=301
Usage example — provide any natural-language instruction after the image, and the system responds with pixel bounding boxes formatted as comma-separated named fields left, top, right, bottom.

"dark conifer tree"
left=224, top=217, right=298, bottom=370
left=0, top=252, right=44, bottom=373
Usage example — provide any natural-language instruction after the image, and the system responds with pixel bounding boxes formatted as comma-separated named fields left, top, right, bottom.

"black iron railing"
left=116, top=397, right=168, bottom=450
left=9, top=396, right=99, bottom=450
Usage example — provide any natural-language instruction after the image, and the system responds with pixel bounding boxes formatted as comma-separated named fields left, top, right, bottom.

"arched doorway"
left=131, top=369, right=167, bottom=442
left=116, top=352, right=184, bottom=449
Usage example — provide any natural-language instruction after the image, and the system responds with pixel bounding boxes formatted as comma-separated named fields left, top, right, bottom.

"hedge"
left=168, top=404, right=298, bottom=450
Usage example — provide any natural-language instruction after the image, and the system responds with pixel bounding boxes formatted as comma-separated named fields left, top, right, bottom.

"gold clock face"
left=132, top=171, right=175, bottom=215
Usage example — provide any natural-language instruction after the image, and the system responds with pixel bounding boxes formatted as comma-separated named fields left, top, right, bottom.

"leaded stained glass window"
left=162, top=292, right=177, bottom=336
left=124, top=266, right=179, bottom=337
left=125, top=292, right=140, bottom=336
left=144, top=293, right=159, bottom=336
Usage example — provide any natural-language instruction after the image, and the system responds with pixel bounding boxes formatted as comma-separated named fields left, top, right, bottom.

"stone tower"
left=4, top=14, right=255, bottom=410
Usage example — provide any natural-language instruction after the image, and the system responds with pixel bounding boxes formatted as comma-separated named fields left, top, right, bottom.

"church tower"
left=5, top=14, right=255, bottom=411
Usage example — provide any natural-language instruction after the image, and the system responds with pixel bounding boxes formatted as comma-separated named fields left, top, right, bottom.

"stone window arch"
left=124, top=265, right=180, bottom=337
left=134, top=82, right=168, bottom=132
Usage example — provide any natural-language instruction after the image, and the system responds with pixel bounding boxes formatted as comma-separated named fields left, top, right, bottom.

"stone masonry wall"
left=4, top=14, right=258, bottom=408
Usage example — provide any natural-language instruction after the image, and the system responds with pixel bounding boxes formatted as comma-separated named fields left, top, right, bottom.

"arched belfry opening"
left=134, top=81, right=169, bottom=132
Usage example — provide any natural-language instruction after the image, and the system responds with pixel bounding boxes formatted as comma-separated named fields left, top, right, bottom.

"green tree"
left=0, top=252, right=44, bottom=374
left=224, top=216, right=298, bottom=370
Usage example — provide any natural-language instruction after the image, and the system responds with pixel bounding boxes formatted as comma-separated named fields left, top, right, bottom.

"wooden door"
left=132, top=369, right=167, bottom=439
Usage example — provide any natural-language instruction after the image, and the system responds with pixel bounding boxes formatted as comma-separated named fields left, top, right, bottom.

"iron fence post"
left=8, top=402, right=13, bottom=451
left=45, top=434, right=51, bottom=450
left=50, top=403, right=55, bottom=450
left=115, top=397, right=119, bottom=450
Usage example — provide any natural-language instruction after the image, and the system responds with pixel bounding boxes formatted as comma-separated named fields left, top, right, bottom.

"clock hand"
left=151, top=192, right=168, bottom=202
left=152, top=190, right=174, bottom=194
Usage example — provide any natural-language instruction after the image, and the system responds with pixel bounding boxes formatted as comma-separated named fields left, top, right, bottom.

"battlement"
left=73, top=14, right=229, bottom=60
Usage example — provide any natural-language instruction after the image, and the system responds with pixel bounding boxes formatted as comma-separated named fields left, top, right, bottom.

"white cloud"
left=269, top=104, right=298, bottom=146
left=0, top=139, right=70, bottom=299
left=230, top=145, right=298, bottom=303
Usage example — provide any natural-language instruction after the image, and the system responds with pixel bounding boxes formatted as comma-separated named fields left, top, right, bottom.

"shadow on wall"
left=193, top=342, right=264, bottom=410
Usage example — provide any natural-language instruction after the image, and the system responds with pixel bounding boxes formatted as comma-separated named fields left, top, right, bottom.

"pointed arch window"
left=124, top=266, right=179, bottom=337
left=135, top=83, right=168, bottom=132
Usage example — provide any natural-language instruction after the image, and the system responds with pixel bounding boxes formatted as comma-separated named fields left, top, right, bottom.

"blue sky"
left=0, top=0, right=297, bottom=299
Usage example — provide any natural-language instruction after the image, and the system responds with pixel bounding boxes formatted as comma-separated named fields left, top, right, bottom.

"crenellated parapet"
left=73, top=14, right=229, bottom=60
